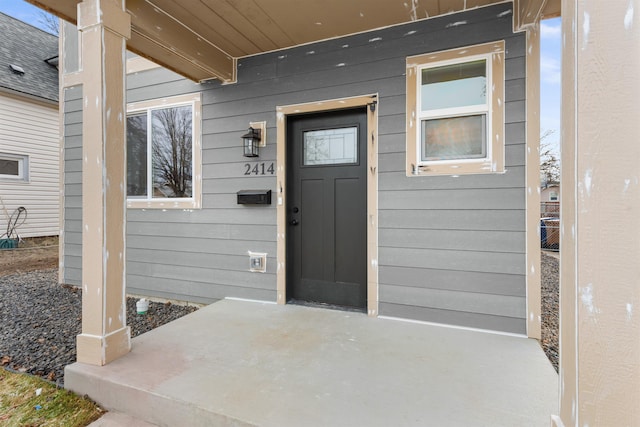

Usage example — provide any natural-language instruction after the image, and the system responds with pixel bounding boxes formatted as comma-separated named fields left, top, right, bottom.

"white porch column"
left=76, top=0, right=131, bottom=366
left=556, top=0, right=640, bottom=426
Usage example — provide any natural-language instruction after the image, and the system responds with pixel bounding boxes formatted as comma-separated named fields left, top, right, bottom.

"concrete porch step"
left=88, top=412, right=159, bottom=426
left=66, top=352, right=255, bottom=427
left=65, top=299, right=558, bottom=427
left=68, top=370, right=252, bottom=426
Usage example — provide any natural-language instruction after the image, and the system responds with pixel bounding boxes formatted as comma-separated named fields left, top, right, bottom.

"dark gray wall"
left=63, top=2, right=528, bottom=333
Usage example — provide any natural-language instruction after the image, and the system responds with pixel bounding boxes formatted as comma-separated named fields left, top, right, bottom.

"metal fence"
left=541, top=202, right=560, bottom=251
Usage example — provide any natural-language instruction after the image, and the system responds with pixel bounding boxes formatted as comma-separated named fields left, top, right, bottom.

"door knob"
left=290, top=219, right=299, bottom=226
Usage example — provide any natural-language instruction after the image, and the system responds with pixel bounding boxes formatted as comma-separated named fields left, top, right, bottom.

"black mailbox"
left=237, top=190, right=272, bottom=205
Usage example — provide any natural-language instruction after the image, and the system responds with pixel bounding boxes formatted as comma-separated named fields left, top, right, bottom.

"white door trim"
left=275, top=94, right=379, bottom=316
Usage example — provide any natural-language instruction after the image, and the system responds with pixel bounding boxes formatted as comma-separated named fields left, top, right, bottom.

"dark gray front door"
left=286, top=108, right=367, bottom=310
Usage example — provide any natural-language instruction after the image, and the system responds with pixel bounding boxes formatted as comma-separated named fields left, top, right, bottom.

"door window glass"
left=303, top=127, right=357, bottom=165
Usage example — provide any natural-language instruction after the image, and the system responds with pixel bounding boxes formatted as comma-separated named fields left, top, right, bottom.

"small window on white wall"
left=0, top=153, right=28, bottom=181
left=406, top=41, right=505, bottom=176
left=126, top=93, right=202, bottom=209
left=549, top=191, right=558, bottom=201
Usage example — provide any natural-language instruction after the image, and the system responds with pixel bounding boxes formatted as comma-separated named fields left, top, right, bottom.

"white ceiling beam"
left=27, top=0, right=236, bottom=82
left=126, top=0, right=235, bottom=82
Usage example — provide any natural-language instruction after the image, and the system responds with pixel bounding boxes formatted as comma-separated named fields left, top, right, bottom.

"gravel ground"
left=0, top=269, right=198, bottom=385
left=541, top=252, right=559, bottom=372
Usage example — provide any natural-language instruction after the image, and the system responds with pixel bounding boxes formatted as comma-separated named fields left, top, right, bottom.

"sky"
left=0, top=0, right=47, bottom=32
left=0, top=1, right=562, bottom=153
left=540, top=17, right=562, bottom=153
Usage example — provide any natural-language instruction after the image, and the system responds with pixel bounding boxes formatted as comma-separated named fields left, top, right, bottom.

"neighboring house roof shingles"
left=0, top=12, right=58, bottom=103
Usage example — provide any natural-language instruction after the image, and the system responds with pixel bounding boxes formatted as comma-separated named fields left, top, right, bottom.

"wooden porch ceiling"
left=27, top=0, right=560, bottom=83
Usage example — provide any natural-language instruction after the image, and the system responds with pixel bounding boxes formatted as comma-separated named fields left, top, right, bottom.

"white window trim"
left=406, top=41, right=505, bottom=176
left=0, top=153, right=29, bottom=181
left=126, top=92, right=202, bottom=209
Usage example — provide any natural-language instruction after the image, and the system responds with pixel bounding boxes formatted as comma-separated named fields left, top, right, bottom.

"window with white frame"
left=0, top=153, right=28, bottom=181
left=126, top=93, right=202, bottom=209
left=406, top=41, right=505, bottom=176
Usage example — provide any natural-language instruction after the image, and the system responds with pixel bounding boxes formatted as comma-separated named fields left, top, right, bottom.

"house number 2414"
left=244, top=162, right=275, bottom=176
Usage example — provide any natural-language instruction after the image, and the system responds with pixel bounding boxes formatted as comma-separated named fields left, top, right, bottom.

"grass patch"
left=0, top=368, right=104, bottom=426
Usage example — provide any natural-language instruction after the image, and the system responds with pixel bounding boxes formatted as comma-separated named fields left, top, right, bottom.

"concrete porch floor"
left=66, top=299, right=558, bottom=427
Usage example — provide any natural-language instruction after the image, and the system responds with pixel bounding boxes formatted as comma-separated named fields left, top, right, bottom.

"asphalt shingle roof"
left=0, top=12, right=58, bottom=102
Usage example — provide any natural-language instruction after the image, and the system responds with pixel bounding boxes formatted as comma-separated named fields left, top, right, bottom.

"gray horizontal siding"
left=127, top=222, right=275, bottom=241
left=126, top=274, right=274, bottom=304
left=126, top=235, right=275, bottom=257
left=203, top=177, right=276, bottom=194
left=380, top=247, right=525, bottom=275
left=128, top=262, right=275, bottom=290
left=378, top=209, right=525, bottom=231
left=63, top=2, right=528, bottom=332
left=379, top=266, right=525, bottom=296
left=380, top=284, right=525, bottom=318
left=379, top=229, right=525, bottom=253
left=127, top=208, right=275, bottom=225
left=62, top=86, right=83, bottom=285
left=379, top=303, right=526, bottom=334
left=379, top=189, right=525, bottom=210
left=127, top=248, right=263, bottom=272
left=379, top=167, right=526, bottom=191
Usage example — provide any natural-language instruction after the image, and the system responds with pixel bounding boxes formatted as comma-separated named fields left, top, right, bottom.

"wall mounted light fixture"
left=242, top=127, right=260, bottom=157
left=242, top=121, right=266, bottom=157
